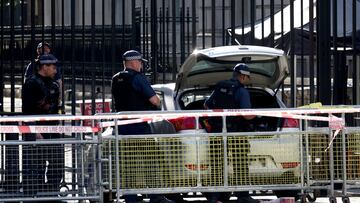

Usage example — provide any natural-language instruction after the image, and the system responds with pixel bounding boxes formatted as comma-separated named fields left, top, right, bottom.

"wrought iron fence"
left=0, top=0, right=359, bottom=114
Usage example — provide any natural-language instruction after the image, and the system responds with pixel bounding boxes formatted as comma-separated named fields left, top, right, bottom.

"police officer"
left=111, top=50, right=174, bottom=203
left=112, top=50, right=160, bottom=133
left=204, top=63, right=255, bottom=123
left=204, top=63, right=258, bottom=203
left=22, top=54, right=62, bottom=200
left=24, top=42, right=63, bottom=113
left=23, top=54, right=60, bottom=115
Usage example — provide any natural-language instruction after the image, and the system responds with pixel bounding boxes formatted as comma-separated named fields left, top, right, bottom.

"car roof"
left=193, top=45, right=285, bottom=58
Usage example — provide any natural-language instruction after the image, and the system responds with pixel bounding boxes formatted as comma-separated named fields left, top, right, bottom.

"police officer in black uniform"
left=112, top=50, right=160, bottom=134
left=24, top=42, right=63, bottom=112
left=22, top=54, right=62, bottom=200
left=22, top=54, right=60, bottom=115
left=111, top=50, right=174, bottom=203
left=204, top=63, right=258, bottom=203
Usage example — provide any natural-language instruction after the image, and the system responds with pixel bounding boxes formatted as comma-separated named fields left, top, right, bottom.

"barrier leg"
left=300, top=194, right=307, bottom=203
left=342, top=196, right=350, bottom=203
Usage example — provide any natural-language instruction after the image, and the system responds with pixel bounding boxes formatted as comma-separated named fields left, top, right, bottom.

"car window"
left=190, top=55, right=278, bottom=77
left=180, top=90, right=211, bottom=110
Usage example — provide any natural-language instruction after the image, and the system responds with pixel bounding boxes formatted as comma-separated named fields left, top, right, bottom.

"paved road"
left=180, top=197, right=359, bottom=203
left=114, top=189, right=360, bottom=203
left=129, top=196, right=360, bottom=203
left=77, top=196, right=360, bottom=203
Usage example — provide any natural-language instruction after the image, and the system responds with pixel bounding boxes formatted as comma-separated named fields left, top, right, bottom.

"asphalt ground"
left=113, top=193, right=360, bottom=203
left=140, top=197, right=360, bottom=203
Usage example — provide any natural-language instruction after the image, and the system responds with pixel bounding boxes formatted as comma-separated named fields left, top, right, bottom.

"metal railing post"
left=328, top=114, right=336, bottom=201
left=222, top=116, right=228, bottom=187
left=97, top=122, right=104, bottom=203
left=299, top=117, right=304, bottom=198
left=114, top=118, right=120, bottom=203
left=195, top=116, right=201, bottom=186
left=79, top=120, right=86, bottom=199
left=341, top=113, right=348, bottom=201
left=305, top=117, right=310, bottom=194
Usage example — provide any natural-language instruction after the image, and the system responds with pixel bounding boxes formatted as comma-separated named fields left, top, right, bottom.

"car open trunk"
left=179, top=88, right=283, bottom=131
left=249, top=88, right=283, bottom=131
left=175, top=45, right=289, bottom=98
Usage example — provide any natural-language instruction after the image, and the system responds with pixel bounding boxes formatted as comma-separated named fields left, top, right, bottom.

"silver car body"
left=153, top=45, right=300, bottom=182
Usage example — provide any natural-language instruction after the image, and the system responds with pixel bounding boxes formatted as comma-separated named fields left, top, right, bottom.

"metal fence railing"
left=97, top=107, right=360, bottom=202
left=0, top=119, right=101, bottom=202
left=1, top=107, right=360, bottom=202
left=1, top=0, right=359, bottom=114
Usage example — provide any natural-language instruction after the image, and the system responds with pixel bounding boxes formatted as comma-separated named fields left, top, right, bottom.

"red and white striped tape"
left=99, top=118, right=154, bottom=128
left=0, top=125, right=99, bottom=134
left=0, top=106, right=354, bottom=133
left=96, top=110, right=344, bottom=129
left=0, top=106, right=358, bottom=123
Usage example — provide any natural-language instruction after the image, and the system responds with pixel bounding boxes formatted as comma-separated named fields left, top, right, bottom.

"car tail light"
left=169, top=117, right=198, bottom=132
left=281, top=162, right=300, bottom=169
left=282, top=118, right=299, bottom=128
left=185, top=164, right=209, bottom=171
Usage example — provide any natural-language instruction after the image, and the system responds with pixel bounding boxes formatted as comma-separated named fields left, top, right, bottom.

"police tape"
left=95, top=109, right=345, bottom=152
left=0, top=108, right=349, bottom=128
left=0, top=106, right=358, bottom=123
left=0, top=107, right=353, bottom=131
left=0, top=108, right=353, bottom=152
left=96, top=110, right=345, bottom=152
left=95, top=110, right=345, bottom=129
left=99, top=118, right=154, bottom=128
left=0, top=125, right=99, bottom=134
left=325, top=129, right=342, bottom=152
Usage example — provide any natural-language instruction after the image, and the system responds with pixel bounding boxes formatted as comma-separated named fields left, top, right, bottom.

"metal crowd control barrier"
left=0, top=115, right=101, bottom=202
left=98, top=107, right=360, bottom=203
left=1, top=107, right=360, bottom=202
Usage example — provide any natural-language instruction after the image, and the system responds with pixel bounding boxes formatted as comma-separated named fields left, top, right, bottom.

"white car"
left=152, top=45, right=300, bottom=195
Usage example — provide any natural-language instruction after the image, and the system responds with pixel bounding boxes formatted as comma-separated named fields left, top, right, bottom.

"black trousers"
left=22, top=133, right=63, bottom=196
left=204, top=117, right=251, bottom=202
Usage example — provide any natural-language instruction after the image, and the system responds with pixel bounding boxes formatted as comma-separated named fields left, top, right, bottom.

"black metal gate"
left=0, top=0, right=359, bottom=114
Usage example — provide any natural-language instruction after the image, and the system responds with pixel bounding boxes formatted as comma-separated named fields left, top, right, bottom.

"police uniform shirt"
left=205, top=78, right=251, bottom=109
left=234, top=81, right=251, bottom=109
left=22, top=73, right=57, bottom=115
left=130, top=70, right=156, bottom=99
left=111, top=68, right=156, bottom=112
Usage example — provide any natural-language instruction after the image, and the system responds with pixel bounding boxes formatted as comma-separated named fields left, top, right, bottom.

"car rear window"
left=180, top=89, right=211, bottom=110
left=190, top=55, right=279, bottom=77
